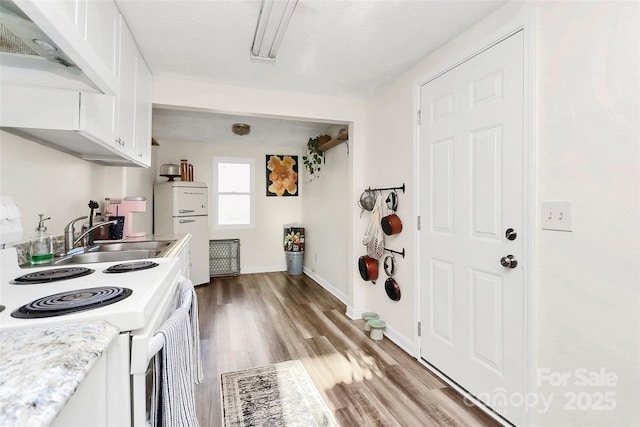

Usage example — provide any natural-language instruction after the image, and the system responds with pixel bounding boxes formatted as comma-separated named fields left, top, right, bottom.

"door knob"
left=500, top=255, right=518, bottom=268
left=505, top=228, right=517, bottom=241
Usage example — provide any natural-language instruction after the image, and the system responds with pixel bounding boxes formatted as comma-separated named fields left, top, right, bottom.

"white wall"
left=121, top=147, right=158, bottom=236
left=155, top=138, right=304, bottom=273
left=301, top=125, right=351, bottom=302
left=0, top=130, right=107, bottom=240
left=533, top=2, right=639, bottom=426
left=360, top=1, right=639, bottom=425
left=0, top=130, right=156, bottom=242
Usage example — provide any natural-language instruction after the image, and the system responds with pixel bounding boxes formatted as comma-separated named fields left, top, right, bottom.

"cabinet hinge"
left=417, top=215, right=421, bottom=231
left=418, top=321, right=422, bottom=337
left=417, top=110, right=422, bottom=125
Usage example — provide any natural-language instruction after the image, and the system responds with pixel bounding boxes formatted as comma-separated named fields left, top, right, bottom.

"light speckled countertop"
left=0, top=321, right=119, bottom=427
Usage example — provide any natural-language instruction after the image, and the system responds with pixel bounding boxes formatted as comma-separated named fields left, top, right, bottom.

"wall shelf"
left=319, top=128, right=348, bottom=152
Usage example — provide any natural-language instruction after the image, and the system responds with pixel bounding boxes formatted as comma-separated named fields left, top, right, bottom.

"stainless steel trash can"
left=285, top=251, right=304, bottom=275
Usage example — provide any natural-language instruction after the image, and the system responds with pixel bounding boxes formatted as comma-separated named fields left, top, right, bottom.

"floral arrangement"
left=283, top=228, right=304, bottom=252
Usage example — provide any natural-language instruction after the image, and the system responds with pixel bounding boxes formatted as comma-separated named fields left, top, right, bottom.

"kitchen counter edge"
left=0, top=321, right=119, bottom=427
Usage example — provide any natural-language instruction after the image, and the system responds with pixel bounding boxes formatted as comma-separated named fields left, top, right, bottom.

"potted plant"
left=303, top=135, right=330, bottom=179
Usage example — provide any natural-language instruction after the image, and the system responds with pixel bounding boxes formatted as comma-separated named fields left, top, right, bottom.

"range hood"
left=0, top=0, right=102, bottom=92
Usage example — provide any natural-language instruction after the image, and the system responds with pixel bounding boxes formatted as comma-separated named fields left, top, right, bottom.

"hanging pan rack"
left=365, top=183, right=405, bottom=194
left=384, top=247, right=405, bottom=258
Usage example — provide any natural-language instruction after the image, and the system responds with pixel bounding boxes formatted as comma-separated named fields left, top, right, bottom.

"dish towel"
left=180, top=277, right=203, bottom=383
left=151, top=307, right=200, bottom=427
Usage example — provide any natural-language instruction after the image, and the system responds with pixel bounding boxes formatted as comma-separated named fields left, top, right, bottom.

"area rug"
left=221, top=360, right=337, bottom=427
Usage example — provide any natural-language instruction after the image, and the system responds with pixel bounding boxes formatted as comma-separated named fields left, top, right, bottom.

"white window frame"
left=212, top=157, right=255, bottom=229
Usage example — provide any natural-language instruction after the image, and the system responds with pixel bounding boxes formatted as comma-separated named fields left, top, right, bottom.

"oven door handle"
left=146, top=289, right=193, bottom=359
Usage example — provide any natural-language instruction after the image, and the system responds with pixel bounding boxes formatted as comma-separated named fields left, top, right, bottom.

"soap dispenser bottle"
left=30, top=214, right=53, bottom=265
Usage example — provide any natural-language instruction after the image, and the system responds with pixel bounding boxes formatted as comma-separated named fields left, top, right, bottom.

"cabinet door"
left=15, top=0, right=119, bottom=95
left=84, top=0, right=119, bottom=79
left=80, top=92, right=115, bottom=151
left=134, top=55, right=152, bottom=166
left=115, top=18, right=137, bottom=157
left=58, top=0, right=118, bottom=81
left=56, top=0, right=82, bottom=26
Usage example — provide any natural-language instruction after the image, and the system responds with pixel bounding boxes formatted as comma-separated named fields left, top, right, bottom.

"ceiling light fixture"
left=232, top=123, right=251, bottom=136
left=250, top=0, right=298, bottom=61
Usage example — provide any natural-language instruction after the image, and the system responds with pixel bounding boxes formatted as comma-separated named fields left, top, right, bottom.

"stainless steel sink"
left=95, top=241, right=172, bottom=252
left=54, top=249, right=162, bottom=265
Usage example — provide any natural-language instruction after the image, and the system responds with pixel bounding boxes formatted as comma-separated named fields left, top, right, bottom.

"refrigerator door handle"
left=179, top=219, right=196, bottom=224
left=179, top=209, right=195, bottom=214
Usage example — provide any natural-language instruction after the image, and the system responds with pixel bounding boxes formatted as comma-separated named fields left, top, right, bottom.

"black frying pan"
left=385, top=277, right=401, bottom=301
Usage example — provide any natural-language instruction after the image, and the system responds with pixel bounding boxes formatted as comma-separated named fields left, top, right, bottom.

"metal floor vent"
left=209, top=239, right=240, bottom=277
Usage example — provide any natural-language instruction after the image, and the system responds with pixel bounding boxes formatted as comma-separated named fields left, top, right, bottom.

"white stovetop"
left=0, top=248, right=181, bottom=332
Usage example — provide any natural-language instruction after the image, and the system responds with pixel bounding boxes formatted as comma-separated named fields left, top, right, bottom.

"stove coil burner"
left=104, top=260, right=159, bottom=274
left=12, top=267, right=95, bottom=285
left=11, top=286, right=133, bottom=318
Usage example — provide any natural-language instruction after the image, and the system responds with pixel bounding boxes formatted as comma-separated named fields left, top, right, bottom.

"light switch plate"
left=541, top=201, right=573, bottom=232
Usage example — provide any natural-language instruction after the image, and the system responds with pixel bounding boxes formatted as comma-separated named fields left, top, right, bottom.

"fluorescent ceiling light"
left=250, top=0, right=298, bottom=61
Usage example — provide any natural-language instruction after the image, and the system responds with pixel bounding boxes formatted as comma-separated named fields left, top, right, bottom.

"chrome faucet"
left=63, top=216, right=118, bottom=255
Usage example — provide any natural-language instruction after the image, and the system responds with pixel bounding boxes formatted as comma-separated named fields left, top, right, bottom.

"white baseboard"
left=302, top=267, right=348, bottom=306
left=383, top=323, right=417, bottom=356
left=240, top=265, right=285, bottom=274
left=345, top=306, right=359, bottom=320
left=346, top=307, right=416, bottom=356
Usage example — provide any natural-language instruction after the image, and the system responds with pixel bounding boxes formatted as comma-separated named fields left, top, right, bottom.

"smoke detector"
left=232, top=123, right=251, bottom=136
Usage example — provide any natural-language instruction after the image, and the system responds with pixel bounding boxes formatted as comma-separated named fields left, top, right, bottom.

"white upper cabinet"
left=0, top=86, right=122, bottom=164
left=9, top=0, right=119, bottom=95
left=0, top=0, right=152, bottom=167
left=114, top=17, right=152, bottom=167
left=115, top=18, right=137, bottom=158
left=57, top=0, right=120, bottom=91
left=84, top=0, right=120, bottom=81
left=134, top=56, right=153, bottom=166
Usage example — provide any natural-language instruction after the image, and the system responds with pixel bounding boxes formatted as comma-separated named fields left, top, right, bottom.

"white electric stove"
left=0, top=247, right=188, bottom=426
left=0, top=247, right=181, bottom=332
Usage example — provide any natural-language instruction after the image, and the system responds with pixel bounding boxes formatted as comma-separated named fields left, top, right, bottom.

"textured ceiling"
left=116, top=0, right=507, bottom=145
left=152, top=107, right=332, bottom=147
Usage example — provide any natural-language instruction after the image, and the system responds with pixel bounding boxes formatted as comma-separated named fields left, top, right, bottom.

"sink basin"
left=54, top=249, right=162, bottom=265
left=96, top=241, right=172, bottom=252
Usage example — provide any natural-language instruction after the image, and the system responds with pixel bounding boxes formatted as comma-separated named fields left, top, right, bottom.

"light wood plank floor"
left=194, top=272, right=500, bottom=426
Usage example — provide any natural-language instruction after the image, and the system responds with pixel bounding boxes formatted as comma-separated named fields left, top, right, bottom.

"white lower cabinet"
left=52, top=334, right=131, bottom=427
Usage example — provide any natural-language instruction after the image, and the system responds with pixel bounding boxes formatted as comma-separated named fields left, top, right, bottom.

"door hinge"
left=418, top=321, right=422, bottom=337
left=417, top=110, right=422, bottom=125
left=417, top=215, right=421, bottom=231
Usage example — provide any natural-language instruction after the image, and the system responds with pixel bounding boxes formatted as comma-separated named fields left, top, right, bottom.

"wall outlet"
left=541, top=201, right=573, bottom=232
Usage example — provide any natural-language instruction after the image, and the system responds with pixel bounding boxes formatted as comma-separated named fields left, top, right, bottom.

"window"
left=213, top=157, right=255, bottom=228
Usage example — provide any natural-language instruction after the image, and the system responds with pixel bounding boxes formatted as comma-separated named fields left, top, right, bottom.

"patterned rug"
left=221, top=360, right=337, bottom=427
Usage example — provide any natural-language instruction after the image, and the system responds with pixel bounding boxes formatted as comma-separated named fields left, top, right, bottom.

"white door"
left=419, top=31, right=525, bottom=425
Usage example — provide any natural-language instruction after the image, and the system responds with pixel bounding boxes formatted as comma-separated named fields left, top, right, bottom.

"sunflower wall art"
left=266, top=155, right=298, bottom=197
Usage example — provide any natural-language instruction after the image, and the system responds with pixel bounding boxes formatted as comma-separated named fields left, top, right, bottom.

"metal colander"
left=358, top=189, right=377, bottom=212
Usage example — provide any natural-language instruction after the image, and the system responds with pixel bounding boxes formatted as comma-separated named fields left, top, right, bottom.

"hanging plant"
left=302, top=135, right=329, bottom=179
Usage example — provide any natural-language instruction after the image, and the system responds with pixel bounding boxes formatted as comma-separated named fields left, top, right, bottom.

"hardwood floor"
left=194, top=272, right=500, bottom=426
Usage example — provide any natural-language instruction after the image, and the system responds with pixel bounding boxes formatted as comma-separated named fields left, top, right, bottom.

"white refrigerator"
left=154, top=181, right=209, bottom=285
